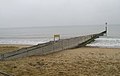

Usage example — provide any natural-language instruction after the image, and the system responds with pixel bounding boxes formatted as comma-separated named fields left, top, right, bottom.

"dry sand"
left=0, top=46, right=120, bottom=76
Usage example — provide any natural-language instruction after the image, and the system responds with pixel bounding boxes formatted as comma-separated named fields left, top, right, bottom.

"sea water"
left=0, top=25, right=120, bottom=48
left=0, top=25, right=104, bottom=45
left=87, top=25, right=120, bottom=48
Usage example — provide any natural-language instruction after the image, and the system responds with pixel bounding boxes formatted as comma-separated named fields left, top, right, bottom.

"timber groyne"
left=0, top=31, right=106, bottom=60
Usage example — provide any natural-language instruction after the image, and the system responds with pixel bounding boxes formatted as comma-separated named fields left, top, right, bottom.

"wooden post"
left=105, top=22, right=107, bottom=36
left=1, top=54, right=4, bottom=61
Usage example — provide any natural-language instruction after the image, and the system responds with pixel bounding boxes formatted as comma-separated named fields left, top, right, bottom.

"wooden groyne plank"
left=0, top=31, right=106, bottom=60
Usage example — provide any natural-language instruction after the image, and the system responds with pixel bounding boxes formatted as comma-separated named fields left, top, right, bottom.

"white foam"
left=0, top=38, right=52, bottom=45
left=87, top=37, right=120, bottom=48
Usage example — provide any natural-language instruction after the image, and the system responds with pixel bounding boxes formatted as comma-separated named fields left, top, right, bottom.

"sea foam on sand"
left=0, top=38, right=51, bottom=45
left=87, top=37, right=120, bottom=48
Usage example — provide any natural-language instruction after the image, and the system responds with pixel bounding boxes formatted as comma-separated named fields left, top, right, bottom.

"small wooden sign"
left=54, top=34, right=60, bottom=41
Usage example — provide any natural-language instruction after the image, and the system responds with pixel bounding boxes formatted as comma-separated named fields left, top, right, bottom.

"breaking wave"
left=87, top=37, right=120, bottom=48
left=0, top=38, right=52, bottom=45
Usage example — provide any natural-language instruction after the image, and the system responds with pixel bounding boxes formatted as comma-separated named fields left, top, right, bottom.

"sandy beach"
left=0, top=45, right=120, bottom=76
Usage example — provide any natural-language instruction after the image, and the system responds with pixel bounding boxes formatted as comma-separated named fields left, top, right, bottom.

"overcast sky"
left=0, top=0, right=120, bottom=28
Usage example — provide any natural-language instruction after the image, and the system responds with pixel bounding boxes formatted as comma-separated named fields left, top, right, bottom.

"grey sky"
left=0, top=0, right=120, bottom=27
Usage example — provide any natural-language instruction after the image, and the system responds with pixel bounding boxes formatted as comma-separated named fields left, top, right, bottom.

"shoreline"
left=0, top=43, right=120, bottom=49
left=0, top=44, right=33, bottom=46
left=0, top=44, right=120, bottom=54
left=0, top=44, right=33, bottom=48
left=0, top=44, right=32, bottom=54
left=85, top=46, right=120, bottom=49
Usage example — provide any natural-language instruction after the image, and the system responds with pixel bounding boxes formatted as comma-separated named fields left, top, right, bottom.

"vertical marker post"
left=105, top=22, right=107, bottom=36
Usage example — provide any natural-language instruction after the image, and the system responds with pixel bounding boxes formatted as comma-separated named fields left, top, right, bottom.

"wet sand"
left=0, top=44, right=32, bottom=54
left=0, top=46, right=120, bottom=76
